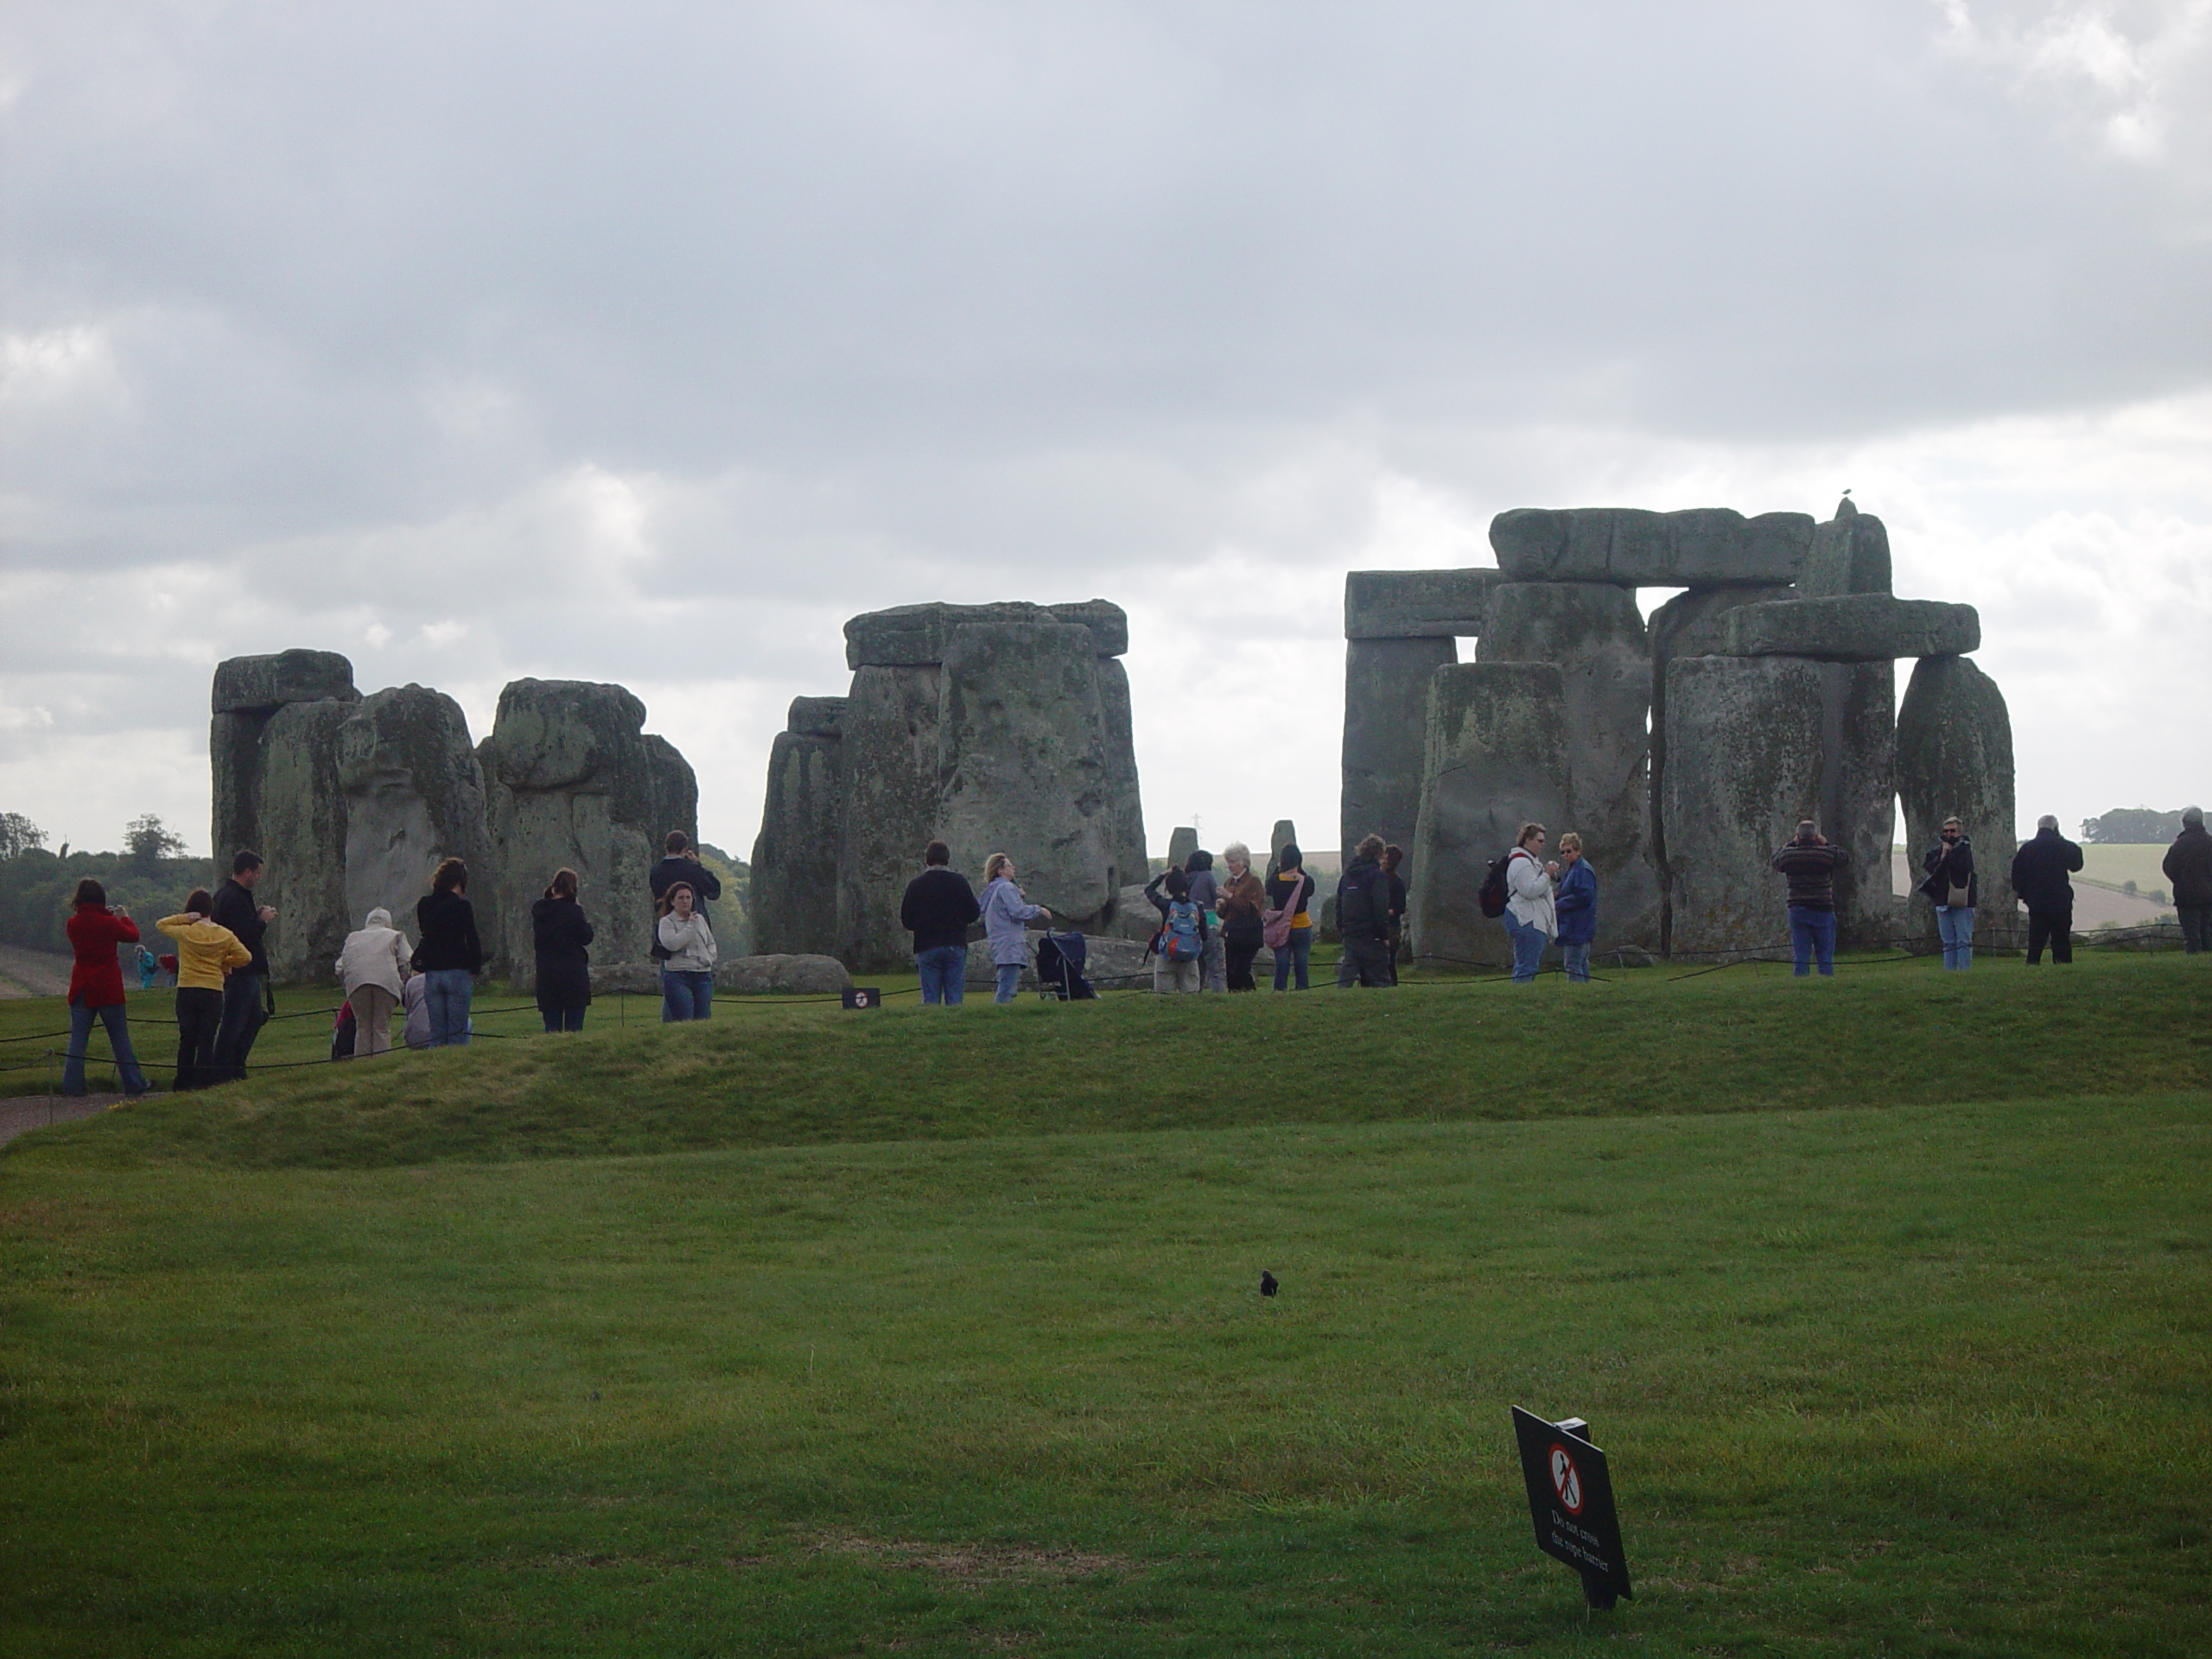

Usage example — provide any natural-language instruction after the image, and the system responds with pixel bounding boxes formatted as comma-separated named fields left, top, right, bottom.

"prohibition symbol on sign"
left=1548, top=1443, right=1586, bottom=1515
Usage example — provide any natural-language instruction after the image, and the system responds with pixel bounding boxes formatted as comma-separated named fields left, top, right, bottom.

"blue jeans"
left=425, top=968, right=474, bottom=1045
left=1936, top=906, right=1974, bottom=971
left=995, top=963, right=1022, bottom=1003
left=661, top=969, right=713, bottom=1022
left=916, top=945, right=967, bottom=1006
left=1789, top=906, right=1837, bottom=976
left=1560, top=942, right=1591, bottom=983
left=214, top=970, right=268, bottom=1079
left=1506, top=917, right=1548, bottom=983
left=1271, top=929, right=1313, bottom=991
left=63, top=1001, right=149, bottom=1096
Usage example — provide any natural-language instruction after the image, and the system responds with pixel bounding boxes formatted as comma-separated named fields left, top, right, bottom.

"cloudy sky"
left=3, top=1, right=2208, bottom=864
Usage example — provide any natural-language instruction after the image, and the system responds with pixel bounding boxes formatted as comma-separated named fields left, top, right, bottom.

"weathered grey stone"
left=589, top=961, right=664, bottom=996
left=1340, top=638, right=1455, bottom=874
left=938, top=621, right=1116, bottom=927
left=1896, top=655, right=2018, bottom=950
left=1097, top=658, right=1148, bottom=892
left=1816, top=661, right=1900, bottom=949
left=844, top=600, right=1128, bottom=668
left=1479, top=582, right=1658, bottom=945
left=480, top=679, right=692, bottom=981
left=1408, top=663, right=1570, bottom=969
left=1661, top=657, right=1826, bottom=958
left=1798, top=499, right=1891, bottom=597
left=1267, top=820, right=1300, bottom=879
left=337, top=685, right=498, bottom=970
left=1645, top=586, right=1797, bottom=893
left=255, top=700, right=356, bottom=983
left=715, top=953, right=852, bottom=995
left=1343, top=569, right=1505, bottom=639
left=1166, top=826, right=1199, bottom=871
left=963, top=931, right=1153, bottom=991
left=749, top=731, right=843, bottom=957
left=211, top=649, right=359, bottom=715
left=210, top=710, right=265, bottom=866
left=835, top=664, right=944, bottom=971
left=786, top=696, right=848, bottom=739
left=1725, top=595, right=1979, bottom=662
left=1109, top=882, right=1157, bottom=941
left=1490, top=507, right=1815, bottom=586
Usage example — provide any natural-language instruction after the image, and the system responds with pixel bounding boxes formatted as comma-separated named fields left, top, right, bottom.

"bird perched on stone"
left=1259, top=1270, right=1279, bottom=1297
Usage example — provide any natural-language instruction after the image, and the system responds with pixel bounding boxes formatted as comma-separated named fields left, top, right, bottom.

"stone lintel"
left=843, top=601, right=1128, bottom=669
left=1725, top=596, right=1980, bottom=663
left=1488, top=507, right=1815, bottom=587
left=212, top=650, right=359, bottom=715
left=786, top=696, right=848, bottom=738
left=1343, top=569, right=1506, bottom=640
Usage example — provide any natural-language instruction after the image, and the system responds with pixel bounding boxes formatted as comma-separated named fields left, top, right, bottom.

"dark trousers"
left=175, top=987, right=224, bottom=1090
left=213, top=970, right=268, bottom=1079
left=1224, top=931, right=1262, bottom=992
left=1336, top=935, right=1395, bottom=988
left=540, top=1004, right=587, bottom=1033
left=2179, top=904, right=2211, bottom=955
left=2025, top=909, right=2073, bottom=964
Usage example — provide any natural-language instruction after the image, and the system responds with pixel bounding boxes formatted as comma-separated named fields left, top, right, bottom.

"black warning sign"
left=1511, top=1406, right=1633, bottom=1605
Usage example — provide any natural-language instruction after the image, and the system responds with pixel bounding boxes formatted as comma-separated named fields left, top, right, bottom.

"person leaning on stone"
left=1334, top=834, right=1397, bottom=989
left=1770, top=820, right=1847, bottom=978
left=2162, top=805, right=2212, bottom=955
left=900, top=840, right=982, bottom=1007
left=336, top=906, right=411, bottom=1057
left=1553, top=833, right=1597, bottom=984
left=1503, top=823, right=1559, bottom=985
left=531, top=868, right=594, bottom=1033
left=1919, top=817, right=1978, bottom=972
left=1216, top=842, right=1267, bottom=993
left=209, top=850, right=277, bottom=1081
left=980, top=853, right=1050, bottom=1004
left=2010, top=815, right=2084, bottom=966
left=648, top=831, right=721, bottom=960
left=415, top=857, right=486, bottom=1046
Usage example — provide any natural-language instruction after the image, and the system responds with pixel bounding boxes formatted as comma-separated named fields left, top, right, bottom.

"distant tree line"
left=0, top=812, right=213, bottom=955
left=2079, top=807, right=2189, bottom=844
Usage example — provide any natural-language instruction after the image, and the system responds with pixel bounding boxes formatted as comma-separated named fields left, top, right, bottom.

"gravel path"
left=0, top=1093, right=121, bottom=1147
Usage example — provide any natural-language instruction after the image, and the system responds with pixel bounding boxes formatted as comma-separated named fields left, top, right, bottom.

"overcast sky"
left=3, top=1, right=2208, bottom=866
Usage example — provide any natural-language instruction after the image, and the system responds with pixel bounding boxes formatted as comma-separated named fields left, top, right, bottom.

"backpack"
left=1162, top=899, right=1204, bottom=963
left=1478, top=853, right=1514, bottom=919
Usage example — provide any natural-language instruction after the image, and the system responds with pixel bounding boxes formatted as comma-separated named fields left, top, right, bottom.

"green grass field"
left=3, top=954, right=2209, bottom=1656
left=2076, top=844, right=2184, bottom=897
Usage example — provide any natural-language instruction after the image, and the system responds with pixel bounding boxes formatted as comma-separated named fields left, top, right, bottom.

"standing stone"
left=1479, top=582, right=1658, bottom=945
left=938, top=620, right=1116, bottom=926
left=1097, top=658, right=1149, bottom=892
left=1896, top=655, right=2018, bottom=950
left=1662, top=657, right=1827, bottom=959
left=336, top=685, right=497, bottom=970
left=1798, top=499, right=1891, bottom=598
left=209, top=650, right=360, bottom=864
left=480, top=679, right=690, bottom=981
left=750, top=701, right=845, bottom=958
left=1341, top=637, right=1457, bottom=873
left=1166, top=825, right=1199, bottom=871
left=1408, top=663, right=1570, bottom=969
left=1817, top=660, right=1899, bottom=950
left=836, top=664, right=946, bottom=970
left=254, top=699, right=357, bottom=983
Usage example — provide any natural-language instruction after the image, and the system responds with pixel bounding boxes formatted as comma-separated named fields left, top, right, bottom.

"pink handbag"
left=1262, top=873, right=1309, bottom=951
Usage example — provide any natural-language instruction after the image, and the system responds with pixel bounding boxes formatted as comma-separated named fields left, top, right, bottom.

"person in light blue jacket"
left=979, top=852, right=1051, bottom=1003
left=1553, top=832, right=1597, bottom=983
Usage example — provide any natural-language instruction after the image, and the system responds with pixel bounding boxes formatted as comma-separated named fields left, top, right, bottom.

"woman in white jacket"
left=335, top=906, right=411, bottom=1055
left=1503, top=822, right=1560, bottom=985
left=656, top=880, right=718, bottom=1022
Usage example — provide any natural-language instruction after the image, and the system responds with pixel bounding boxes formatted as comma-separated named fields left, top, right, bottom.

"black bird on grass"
left=1259, top=1270, right=1279, bottom=1297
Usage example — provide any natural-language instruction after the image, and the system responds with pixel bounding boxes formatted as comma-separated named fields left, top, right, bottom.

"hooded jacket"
left=1505, top=847, right=1556, bottom=937
left=656, top=908, right=717, bottom=974
left=980, top=875, right=1046, bottom=966
left=531, top=895, right=595, bottom=1007
left=1554, top=858, right=1598, bottom=946
left=157, top=915, right=253, bottom=991
left=337, top=909, right=411, bottom=1000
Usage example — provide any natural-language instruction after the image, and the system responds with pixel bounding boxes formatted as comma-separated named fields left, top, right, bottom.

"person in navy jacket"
left=1554, top=832, right=1598, bottom=983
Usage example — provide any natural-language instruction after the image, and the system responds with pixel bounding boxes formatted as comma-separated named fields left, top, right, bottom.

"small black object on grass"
left=1260, top=1271, right=1279, bottom=1297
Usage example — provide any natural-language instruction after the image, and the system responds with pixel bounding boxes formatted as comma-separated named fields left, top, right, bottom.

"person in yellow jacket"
left=158, top=889, right=253, bottom=1090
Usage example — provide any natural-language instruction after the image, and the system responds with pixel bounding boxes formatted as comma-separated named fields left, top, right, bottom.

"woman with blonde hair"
left=1553, top=832, right=1597, bottom=984
left=979, top=852, right=1051, bottom=1004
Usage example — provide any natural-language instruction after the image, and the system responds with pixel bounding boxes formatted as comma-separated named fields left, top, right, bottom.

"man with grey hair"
left=2162, top=805, right=2211, bottom=954
left=2009, top=814, right=2085, bottom=965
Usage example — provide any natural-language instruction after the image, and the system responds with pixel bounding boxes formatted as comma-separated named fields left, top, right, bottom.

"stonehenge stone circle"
left=753, top=598, right=1147, bottom=973
left=210, top=652, right=696, bottom=984
left=1897, top=655, right=2019, bottom=950
left=1347, top=497, right=2015, bottom=964
left=1166, top=825, right=1199, bottom=870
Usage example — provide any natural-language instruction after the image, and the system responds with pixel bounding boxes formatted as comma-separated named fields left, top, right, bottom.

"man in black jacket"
left=900, top=840, right=982, bottom=1005
left=210, top=850, right=276, bottom=1080
left=2163, top=805, right=2212, bottom=954
left=1334, top=834, right=1396, bottom=988
left=649, top=831, right=721, bottom=959
left=2010, top=815, right=2084, bottom=964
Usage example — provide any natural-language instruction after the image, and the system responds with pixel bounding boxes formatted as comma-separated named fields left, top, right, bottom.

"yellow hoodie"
left=158, top=915, right=253, bottom=991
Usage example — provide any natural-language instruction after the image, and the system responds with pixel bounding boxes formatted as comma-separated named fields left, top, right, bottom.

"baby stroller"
left=1035, top=931, right=1098, bottom=1001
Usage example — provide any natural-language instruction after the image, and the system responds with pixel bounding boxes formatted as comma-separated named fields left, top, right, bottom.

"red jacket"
left=67, top=904, right=139, bottom=1007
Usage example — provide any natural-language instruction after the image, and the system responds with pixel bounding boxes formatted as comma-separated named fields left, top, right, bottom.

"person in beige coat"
left=336, top=906, right=411, bottom=1056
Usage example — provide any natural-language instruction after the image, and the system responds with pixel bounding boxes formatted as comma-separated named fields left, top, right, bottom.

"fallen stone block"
left=715, top=954, right=853, bottom=995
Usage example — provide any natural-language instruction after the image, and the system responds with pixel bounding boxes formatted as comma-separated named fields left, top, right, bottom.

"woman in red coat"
left=64, top=878, right=151, bottom=1097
